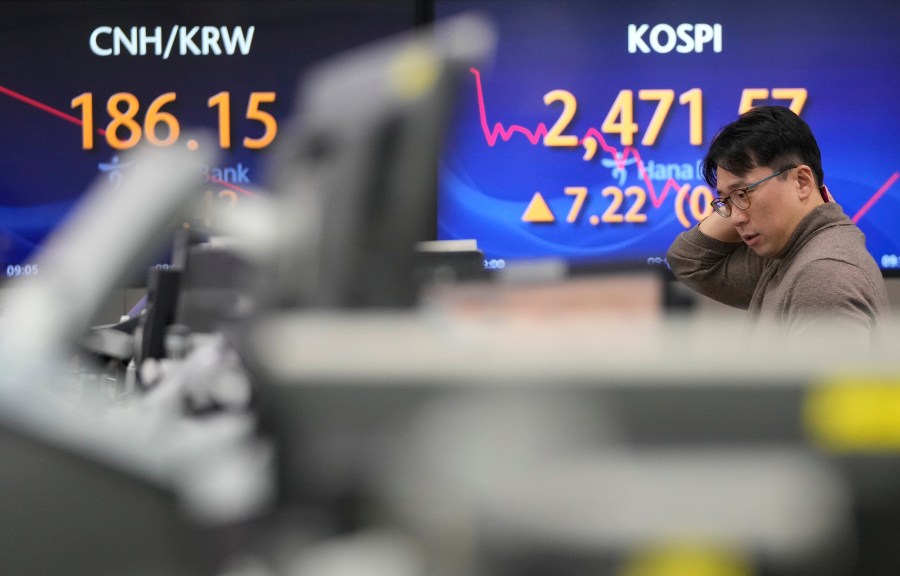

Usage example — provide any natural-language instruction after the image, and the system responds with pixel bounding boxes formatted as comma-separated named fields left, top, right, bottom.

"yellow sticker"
left=389, top=45, right=440, bottom=100
left=619, top=542, right=752, bottom=576
left=804, top=377, right=900, bottom=452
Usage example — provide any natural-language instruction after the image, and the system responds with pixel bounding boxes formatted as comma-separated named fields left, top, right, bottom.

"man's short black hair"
left=702, top=106, right=824, bottom=189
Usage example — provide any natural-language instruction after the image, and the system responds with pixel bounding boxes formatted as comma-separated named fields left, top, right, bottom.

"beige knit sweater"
left=667, top=202, right=892, bottom=349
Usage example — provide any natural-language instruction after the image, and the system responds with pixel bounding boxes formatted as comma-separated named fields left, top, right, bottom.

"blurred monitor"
left=0, top=415, right=207, bottom=576
left=262, top=12, right=495, bottom=309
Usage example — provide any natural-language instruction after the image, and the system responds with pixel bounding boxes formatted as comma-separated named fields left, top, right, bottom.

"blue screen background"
left=435, top=0, right=900, bottom=271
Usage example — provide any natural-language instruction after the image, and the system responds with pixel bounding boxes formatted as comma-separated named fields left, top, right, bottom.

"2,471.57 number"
left=542, top=87, right=807, bottom=147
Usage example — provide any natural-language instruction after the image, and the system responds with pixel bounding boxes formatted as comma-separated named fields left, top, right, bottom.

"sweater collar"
left=773, top=202, right=850, bottom=261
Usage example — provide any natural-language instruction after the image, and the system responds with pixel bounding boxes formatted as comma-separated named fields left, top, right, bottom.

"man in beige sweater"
left=667, top=106, right=891, bottom=352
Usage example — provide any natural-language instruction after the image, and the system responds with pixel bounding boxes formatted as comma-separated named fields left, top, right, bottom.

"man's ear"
left=795, top=165, right=816, bottom=200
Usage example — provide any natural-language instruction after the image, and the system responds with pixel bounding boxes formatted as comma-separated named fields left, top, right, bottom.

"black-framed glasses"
left=710, top=165, right=797, bottom=218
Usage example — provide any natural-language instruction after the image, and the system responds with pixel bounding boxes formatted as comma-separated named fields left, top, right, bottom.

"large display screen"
left=435, top=0, right=900, bottom=273
left=0, top=0, right=418, bottom=283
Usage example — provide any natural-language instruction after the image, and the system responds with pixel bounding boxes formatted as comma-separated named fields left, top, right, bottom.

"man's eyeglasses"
left=710, top=165, right=797, bottom=218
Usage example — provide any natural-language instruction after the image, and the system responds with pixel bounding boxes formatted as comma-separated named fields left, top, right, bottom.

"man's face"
left=715, top=165, right=802, bottom=258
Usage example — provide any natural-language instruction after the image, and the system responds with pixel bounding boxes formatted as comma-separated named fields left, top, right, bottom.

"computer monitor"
left=434, top=0, right=900, bottom=275
left=0, top=0, right=421, bottom=286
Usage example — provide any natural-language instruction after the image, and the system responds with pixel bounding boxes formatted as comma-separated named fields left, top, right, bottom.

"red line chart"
left=852, top=172, right=899, bottom=224
left=469, top=68, right=898, bottom=221
left=0, top=84, right=106, bottom=135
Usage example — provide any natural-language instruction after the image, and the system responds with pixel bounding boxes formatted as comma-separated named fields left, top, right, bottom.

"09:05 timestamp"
left=5, top=264, right=39, bottom=278
left=71, top=91, right=277, bottom=151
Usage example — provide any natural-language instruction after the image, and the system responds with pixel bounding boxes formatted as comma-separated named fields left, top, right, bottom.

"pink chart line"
left=471, top=67, right=688, bottom=210
left=210, top=176, right=258, bottom=198
left=852, top=172, right=898, bottom=224
left=0, top=84, right=106, bottom=135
